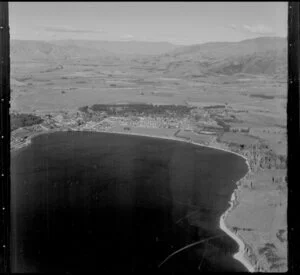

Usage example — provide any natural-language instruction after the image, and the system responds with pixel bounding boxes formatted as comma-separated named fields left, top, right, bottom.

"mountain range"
left=11, top=37, right=287, bottom=78
left=158, top=37, right=287, bottom=77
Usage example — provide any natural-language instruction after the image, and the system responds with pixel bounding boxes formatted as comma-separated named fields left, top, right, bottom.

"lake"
left=11, top=131, right=248, bottom=273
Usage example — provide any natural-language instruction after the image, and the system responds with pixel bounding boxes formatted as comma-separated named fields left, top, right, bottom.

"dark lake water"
left=11, top=131, right=248, bottom=273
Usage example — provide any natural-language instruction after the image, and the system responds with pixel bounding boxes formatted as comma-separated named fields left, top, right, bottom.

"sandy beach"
left=219, top=187, right=256, bottom=273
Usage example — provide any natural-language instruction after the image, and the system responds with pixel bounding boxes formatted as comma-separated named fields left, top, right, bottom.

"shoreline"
left=96, top=130, right=256, bottom=272
left=11, top=128, right=255, bottom=272
left=219, top=178, right=256, bottom=273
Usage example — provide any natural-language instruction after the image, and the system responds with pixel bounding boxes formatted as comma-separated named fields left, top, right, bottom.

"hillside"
left=157, top=37, right=287, bottom=78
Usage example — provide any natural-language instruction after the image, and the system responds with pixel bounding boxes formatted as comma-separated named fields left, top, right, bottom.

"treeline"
left=11, top=113, right=44, bottom=131
left=259, top=150, right=286, bottom=170
left=79, top=104, right=194, bottom=117
left=229, top=143, right=287, bottom=170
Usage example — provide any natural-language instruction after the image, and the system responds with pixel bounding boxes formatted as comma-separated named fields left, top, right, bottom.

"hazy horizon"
left=9, top=2, right=287, bottom=46
left=11, top=35, right=287, bottom=47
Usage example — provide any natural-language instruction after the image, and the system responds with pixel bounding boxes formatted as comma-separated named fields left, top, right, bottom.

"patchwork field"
left=11, top=59, right=287, bottom=120
left=219, top=132, right=259, bottom=146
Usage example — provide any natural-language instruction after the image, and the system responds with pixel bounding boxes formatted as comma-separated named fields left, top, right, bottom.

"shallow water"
left=11, top=131, right=248, bottom=273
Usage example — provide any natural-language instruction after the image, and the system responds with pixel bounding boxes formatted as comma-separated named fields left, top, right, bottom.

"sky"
left=9, top=2, right=287, bottom=45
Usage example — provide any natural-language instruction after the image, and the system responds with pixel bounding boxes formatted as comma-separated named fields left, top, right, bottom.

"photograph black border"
left=1, top=1, right=299, bottom=273
left=287, top=1, right=300, bottom=273
left=0, top=1, right=10, bottom=273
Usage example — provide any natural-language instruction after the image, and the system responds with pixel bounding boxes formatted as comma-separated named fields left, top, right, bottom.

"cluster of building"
left=11, top=108, right=197, bottom=150
left=103, top=115, right=192, bottom=129
left=75, top=114, right=194, bottom=132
